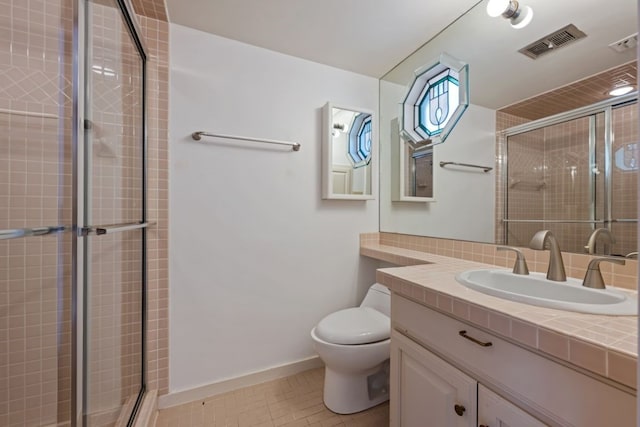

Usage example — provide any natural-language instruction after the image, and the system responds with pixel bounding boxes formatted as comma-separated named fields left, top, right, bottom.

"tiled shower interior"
left=0, top=0, right=169, bottom=426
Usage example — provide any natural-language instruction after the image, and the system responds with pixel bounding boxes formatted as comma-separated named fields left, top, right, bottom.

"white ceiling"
left=164, top=0, right=481, bottom=78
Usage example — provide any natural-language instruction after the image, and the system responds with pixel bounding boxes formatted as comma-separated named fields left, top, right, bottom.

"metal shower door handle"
left=80, top=221, right=153, bottom=236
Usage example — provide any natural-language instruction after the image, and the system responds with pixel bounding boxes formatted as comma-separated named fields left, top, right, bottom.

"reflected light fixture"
left=609, top=85, right=635, bottom=96
left=486, top=0, right=533, bottom=29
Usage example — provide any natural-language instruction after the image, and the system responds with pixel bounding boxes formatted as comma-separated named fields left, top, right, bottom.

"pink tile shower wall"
left=0, top=0, right=74, bottom=426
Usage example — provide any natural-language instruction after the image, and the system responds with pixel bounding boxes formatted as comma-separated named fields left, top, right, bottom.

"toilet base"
left=322, top=361, right=390, bottom=414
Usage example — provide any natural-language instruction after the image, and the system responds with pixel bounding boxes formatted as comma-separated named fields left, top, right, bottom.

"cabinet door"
left=391, top=330, right=477, bottom=427
left=478, top=385, right=548, bottom=427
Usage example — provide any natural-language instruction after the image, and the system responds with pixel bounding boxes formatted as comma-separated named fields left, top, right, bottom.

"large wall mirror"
left=380, top=0, right=638, bottom=256
left=322, top=102, right=376, bottom=200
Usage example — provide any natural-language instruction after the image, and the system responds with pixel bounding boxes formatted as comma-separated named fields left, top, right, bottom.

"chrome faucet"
left=529, top=230, right=566, bottom=281
left=582, top=257, right=626, bottom=289
left=584, top=228, right=616, bottom=255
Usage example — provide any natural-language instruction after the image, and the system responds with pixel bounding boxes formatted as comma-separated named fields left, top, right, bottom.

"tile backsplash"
left=362, top=232, right=638, bottom=290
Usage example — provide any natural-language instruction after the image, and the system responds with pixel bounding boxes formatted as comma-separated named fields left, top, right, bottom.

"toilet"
left=310, top=283, right=391, bottom=414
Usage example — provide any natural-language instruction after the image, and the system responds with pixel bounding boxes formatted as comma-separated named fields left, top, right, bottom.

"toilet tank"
left=360, top=283, right=391, bottom=316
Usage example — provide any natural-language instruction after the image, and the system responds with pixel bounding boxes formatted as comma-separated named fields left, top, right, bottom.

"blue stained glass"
left=417, top=73, right=460, bottom=137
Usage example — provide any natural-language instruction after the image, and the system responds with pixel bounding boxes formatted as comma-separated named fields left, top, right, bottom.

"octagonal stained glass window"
left=400, top=53, right=469, bottom=150
left=348, top=113, right=372, bottom=168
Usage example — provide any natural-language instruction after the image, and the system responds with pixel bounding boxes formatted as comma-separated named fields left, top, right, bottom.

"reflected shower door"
left=610, top=102, right=638, bottom=256
left=505, top=114, right=603, bottom=252
left=83, top=0, right=145, bottom=425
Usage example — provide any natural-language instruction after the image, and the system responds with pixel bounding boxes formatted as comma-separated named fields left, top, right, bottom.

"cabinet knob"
left=454, top=404, right=466, bottom=416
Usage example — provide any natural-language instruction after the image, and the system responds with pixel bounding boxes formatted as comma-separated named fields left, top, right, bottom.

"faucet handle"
left=497, top=246, right=530, bottom=275
left=582, top=257, right=626, bottom=289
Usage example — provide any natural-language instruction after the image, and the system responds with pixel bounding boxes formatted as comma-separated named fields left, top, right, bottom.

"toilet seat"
left=315, top=307, right=390, bottom=345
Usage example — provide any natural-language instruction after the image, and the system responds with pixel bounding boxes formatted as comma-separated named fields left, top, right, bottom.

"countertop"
left=361, top=241, right=637, bottom=391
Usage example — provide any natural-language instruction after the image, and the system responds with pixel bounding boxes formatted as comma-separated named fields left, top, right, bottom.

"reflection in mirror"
left=391, top=116, right=435, bottom=202
left=379, top=0, right=638, bottom=255
left=502, top=96, right=637, bottom=257
left=399, top=52, right=469, bottom=149
left=322, top=103, right=375, bottom=200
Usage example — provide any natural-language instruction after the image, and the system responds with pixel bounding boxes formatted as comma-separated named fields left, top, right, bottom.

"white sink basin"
left=455, top=269, right=637, bottom=315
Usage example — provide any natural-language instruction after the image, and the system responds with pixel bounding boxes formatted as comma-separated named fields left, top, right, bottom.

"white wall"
left=169, top=24, right=379, bottom=393
left=379, top=79, right=496, bottom=242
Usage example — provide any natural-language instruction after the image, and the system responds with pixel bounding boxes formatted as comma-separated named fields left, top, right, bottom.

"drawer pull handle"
left=454, top=404, right=466, bottom=416
left=459, top=330, right=493, bottom=347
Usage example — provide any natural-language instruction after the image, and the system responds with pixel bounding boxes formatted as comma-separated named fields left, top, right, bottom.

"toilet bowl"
left=310, top=283, right=391, bottom=414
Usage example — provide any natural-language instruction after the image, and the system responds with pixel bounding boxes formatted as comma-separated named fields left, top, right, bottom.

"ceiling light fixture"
left=609, top=85, right=635, bottom=96
left=486, top=0, right=533, bottom=29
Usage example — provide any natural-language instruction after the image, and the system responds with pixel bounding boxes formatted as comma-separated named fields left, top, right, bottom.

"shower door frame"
left=72, top=0, right=148, bottom=425
left=500, top=92, right=638, bottom=245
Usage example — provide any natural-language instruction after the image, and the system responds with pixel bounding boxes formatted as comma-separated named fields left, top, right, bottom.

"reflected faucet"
left=584, top=228, right=616, bottom=255
left=529, top=230, right=566, bottom=282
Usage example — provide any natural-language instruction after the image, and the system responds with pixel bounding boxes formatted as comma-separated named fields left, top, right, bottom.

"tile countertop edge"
left=363, top=244, right=638, bottom=391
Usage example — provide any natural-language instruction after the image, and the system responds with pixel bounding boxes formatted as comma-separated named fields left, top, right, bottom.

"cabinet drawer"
left=392, top=294, right=635, bottom=427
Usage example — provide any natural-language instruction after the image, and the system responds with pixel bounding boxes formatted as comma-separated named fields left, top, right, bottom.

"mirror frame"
left=321, top=102, right=376, bottom=200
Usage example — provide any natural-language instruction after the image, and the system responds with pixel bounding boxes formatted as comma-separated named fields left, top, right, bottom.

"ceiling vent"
left=519, top=24, right=587, bottom=59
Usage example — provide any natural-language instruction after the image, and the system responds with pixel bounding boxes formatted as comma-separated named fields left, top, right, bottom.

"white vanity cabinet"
left=390, top=294, right=636, bottom=427
left=391, top=330, right=477, bottom=427
left=478, top=385, right=547, bottom=427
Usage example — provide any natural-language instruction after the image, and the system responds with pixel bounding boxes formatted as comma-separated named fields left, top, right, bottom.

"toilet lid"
left=315, top=307, right=390, bottom=345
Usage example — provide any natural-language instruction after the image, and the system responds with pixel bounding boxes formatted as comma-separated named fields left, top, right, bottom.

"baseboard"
left=158, top=356, right=324, bottom=409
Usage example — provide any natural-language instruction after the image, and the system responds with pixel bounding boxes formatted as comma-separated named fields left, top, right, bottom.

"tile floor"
left=154, top=368, right=389, bottom=427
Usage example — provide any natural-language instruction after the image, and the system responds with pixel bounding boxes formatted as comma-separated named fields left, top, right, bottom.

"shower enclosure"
left=1, top=0, right=148, bottom=425
left=502, top=95, right=638, bottom=256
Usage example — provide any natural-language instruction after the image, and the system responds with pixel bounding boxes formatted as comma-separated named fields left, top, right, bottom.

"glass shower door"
left=0, top=0, right=74, bottom=425
left=610, top=102, right=638, bottom=256
left=505, top=114, right=600, bottom=252
left=82, top=0, right=146, bottom=425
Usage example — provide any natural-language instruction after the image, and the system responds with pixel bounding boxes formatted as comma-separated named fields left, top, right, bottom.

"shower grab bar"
left=80, top=221, right=154, bottom=236
left=0, top=225, right=67, bottom=240
left=612, top=219, right=638, bottom=223
left=502, top=219, right=606, bottom=224
left=439, top=161, right=492, bottom=172
left=191, top=131, right=301, bottom=151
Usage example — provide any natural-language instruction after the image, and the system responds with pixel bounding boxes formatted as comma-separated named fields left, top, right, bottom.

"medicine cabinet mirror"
left=322, top=103, right=375, bottom=200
